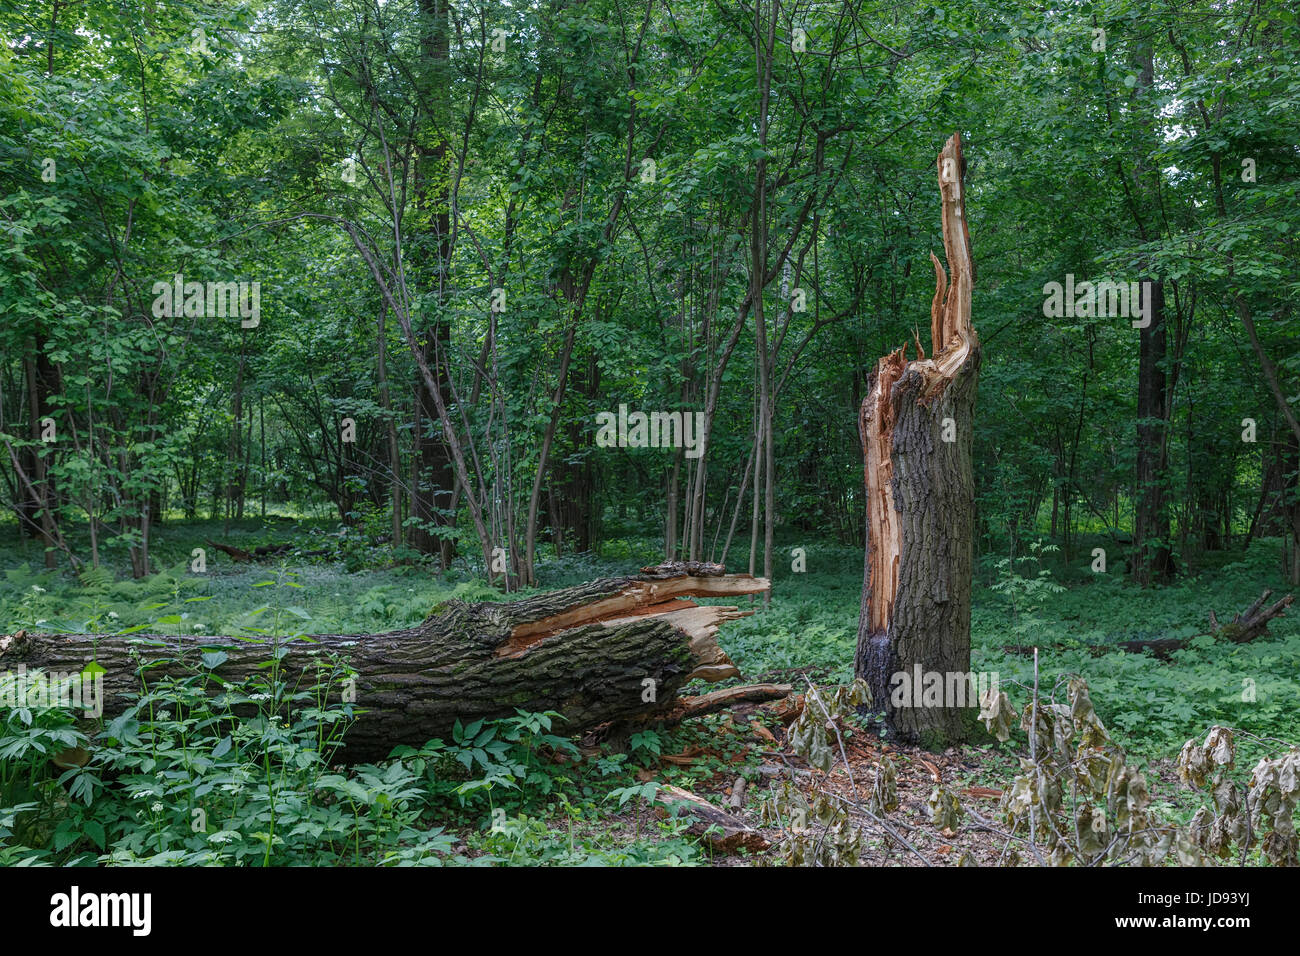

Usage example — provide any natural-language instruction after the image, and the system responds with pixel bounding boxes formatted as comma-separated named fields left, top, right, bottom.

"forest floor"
left=2, top=518, right=1298, bottom=865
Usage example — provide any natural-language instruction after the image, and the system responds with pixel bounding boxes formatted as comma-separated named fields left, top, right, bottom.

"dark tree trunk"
left=1284, top=435, right=1300, bottom=586
left=2, top=566, right=780, bottom=764
left=22, top=339, right=61, bottom=567
left=226, top=352, right=246, bottom=528
left=854, top=134, right=979, bottom=749
left=550, top=354, right=599, bottom=554
left=1133, top=279, right=1175, bottom=586
left=411, top=363, right=456, bottom=566
left=377, top=307, right=404, bottom=548
left=1125, top=39, right=1176, bottom=587
left=409, top=0, right=457, bottom=572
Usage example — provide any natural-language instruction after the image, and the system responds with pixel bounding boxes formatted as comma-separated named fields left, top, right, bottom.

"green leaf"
left=200, top=650, right=228, bottom=669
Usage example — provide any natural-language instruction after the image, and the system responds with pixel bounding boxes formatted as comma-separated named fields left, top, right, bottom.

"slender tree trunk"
left=23, top=350, right=58, bottom=568
left=523, top=317, right=579, bottom=586
left=666, top=448, right=681, bottom=559
left=750, top=0, right=777, bottom=604
left=718, top=436, right=756, bottom=568
left=238, top=391, right=252, bottom=521
left=260, top=399, right=267, bottom=519
left=376, top=308, right=402, bottom=547
left=224, top=338, right=246, bottom=534
left=1133, top=279, right=1175, bottom=585
left=748, top=348, right=763, bottom=579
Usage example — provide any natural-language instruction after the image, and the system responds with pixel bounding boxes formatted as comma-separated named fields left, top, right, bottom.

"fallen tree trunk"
left=999, top=589, right=1295, bottom=660
left=855, top=132, right=980, bottom=748
left=0, top=564, right=781, bottom=763
left=205, top=539, right=333, bottom=562
left=1117, top=588, right=1294, bottom=660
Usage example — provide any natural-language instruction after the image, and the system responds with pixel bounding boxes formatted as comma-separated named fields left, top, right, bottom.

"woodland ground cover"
left=3, top=518, right=1295, bottom=865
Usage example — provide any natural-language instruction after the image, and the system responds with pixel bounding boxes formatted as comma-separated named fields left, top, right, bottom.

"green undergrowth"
left=2, top=521, right=1297, bottom=864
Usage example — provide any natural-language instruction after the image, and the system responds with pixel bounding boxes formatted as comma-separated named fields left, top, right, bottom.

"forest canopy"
left=4, top=0, right=1296, bottom=582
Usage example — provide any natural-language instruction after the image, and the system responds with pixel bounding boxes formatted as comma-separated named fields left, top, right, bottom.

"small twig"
left=820, top=790, right=935, bottom=867
left=1025, top=648, right=1048, bottom=866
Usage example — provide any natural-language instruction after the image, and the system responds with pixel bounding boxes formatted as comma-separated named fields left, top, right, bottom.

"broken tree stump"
left=855, top=132, right=980, bottom=748
left=1207, top=588, right=1294, bottom=643
left=0, top=566, right=783, bottom=763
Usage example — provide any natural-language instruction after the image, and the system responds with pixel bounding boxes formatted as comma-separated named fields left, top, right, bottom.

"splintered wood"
left=855, top=133, right=980, bottom=747
left=860, top=133, right=978, bottom=635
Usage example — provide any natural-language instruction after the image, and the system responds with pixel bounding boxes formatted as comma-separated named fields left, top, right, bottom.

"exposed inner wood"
left=861, top=351, right=906, bottom=632
left=613, top=682, right=794, bottom=730
left=603, top=603, right=748, bottom=681
left=666, top=683, right=793, bottom=720
left=929, top=251, right=949, bottom=356
left=862, top=133, right=977, bottom=632
left=497, top=573, right=768, bottom=660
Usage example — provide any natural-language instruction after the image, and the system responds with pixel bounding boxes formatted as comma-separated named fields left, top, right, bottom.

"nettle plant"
left=988, top=539, right=1066, bottom=649
left=391, top=708, right=583, bottom=818
left=0, top=649, right=410, bottom=865
left=764, top=678, right=974, bottom=867
left=979, top=677, right=1185, bottom=865
left=756, top=673, right=1300, bottom=868
left=0, top=672, right=92, bottom=843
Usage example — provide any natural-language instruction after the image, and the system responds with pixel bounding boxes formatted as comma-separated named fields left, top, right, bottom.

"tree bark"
left=225, top=334, right=248, bottom=529
left=1125, top=40, right=1176, bottom=587
left=854, top=133, right=979, bottom=748
left=1133, top=279, right=1175, bottom=586
left=655, top=784, right=768, bottom=852
left=377, top=306, right=404, bottom=548
left=409, top=0, right=458, bottom=571
left=2, top=565, right=782, bottom=764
